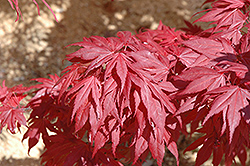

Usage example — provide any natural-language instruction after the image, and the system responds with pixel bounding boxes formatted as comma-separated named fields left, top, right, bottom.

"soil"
left=0, top=0, right=209, bottom=165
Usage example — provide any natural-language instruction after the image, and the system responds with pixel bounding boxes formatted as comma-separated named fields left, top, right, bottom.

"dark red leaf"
left=237, top=145, right=247, bottom=166
left=183, top=136, right=206, bottom=154
left=195, top=137, right=213, bottom=166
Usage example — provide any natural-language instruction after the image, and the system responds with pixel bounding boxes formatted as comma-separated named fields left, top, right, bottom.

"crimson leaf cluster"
left=2, top=0, right=250, bottom=165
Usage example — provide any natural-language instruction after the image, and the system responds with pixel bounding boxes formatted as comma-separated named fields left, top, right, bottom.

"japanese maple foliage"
left=2, top=0, right=250, bottom=165
left=0, top=80, right=30, bottom=134
left=8, top=0, right=57, bottom=22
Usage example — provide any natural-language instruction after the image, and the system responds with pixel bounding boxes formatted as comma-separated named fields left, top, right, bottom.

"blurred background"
left=0, top=0, right=207, bottom=165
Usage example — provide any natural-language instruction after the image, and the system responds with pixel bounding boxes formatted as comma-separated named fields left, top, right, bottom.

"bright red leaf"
left=204, top=86, right=250, bottom=142
left=0, top=95, right=26, bottom=134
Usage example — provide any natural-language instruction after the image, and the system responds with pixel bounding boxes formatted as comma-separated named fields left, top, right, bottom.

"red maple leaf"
left=175, top=66, right=226, bottom=95
left=194, top=0, right=247, bottom=44
left=0, top=81, right=30, bottom=134
left=41, top=133, right=123, bottom=166
left=203, top=86, right=250, bottom=142
left=0, top=95, right=26, bottom=134
left=8, top=0, right=57, bottom=22
left=56, top=31, right=181, bottom=165
left=15, top=1, right=250, bottom=165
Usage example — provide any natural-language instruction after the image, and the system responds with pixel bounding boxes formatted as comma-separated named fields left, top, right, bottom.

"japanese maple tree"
left=1, top=0, right=250, bottom=165
left=7, top=0, right=57, bottom=22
